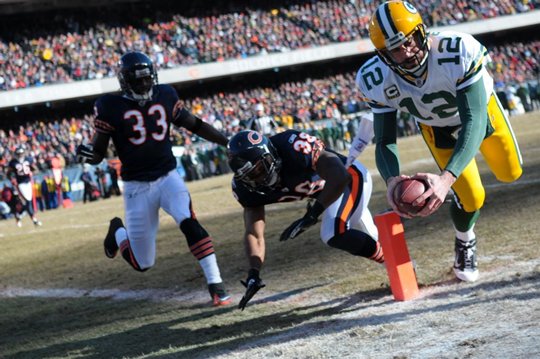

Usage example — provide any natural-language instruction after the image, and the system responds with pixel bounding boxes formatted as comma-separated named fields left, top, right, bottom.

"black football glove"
left=76, top=144, right=94, bottom=164
left=238, top=269, right=266, bottom=311
left=279, top=200, right=325, bottom=241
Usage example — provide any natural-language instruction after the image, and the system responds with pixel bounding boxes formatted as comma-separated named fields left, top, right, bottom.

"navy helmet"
left=227, top=130, right=282, bottom=193
left=117, top=51, right=158, bottom=102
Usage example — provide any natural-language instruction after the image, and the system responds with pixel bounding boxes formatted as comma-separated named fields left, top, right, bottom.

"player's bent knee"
left=468, top=194, right=485, bottom=212
left=327, top=230, right=377, bottom=258
left=120, top=247, right=150, bottom=272
left=459, top=187, right=485, bottom=213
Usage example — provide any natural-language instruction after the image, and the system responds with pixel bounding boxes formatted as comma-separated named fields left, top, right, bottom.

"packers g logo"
left=403, top=2, right=418, bottom=14
left=384, top=85, right=401, bottom=100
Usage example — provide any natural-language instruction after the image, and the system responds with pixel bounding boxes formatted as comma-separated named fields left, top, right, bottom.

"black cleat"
left=104, top=217, right=123, bottom=259
left=208, top=282, right=232, bottom=306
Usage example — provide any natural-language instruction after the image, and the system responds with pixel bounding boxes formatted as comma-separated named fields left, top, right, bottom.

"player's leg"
left=320, top=163, right=383, bottom=263
left=105, top=180, right=160, bottom=272
left=19, top=182, right=41, bottom=226
left=160, top=170, right=231, bottom=305
left=480, top=93, right=523, bottom=183
left=419, top=124, right=483, bottom=281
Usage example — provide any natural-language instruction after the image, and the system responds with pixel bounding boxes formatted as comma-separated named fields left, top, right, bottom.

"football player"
left=6, top=146, right=42, bottom=227
left=349, top=1, right=522, bottom=282
left=228, top=130, right=384, bottom=310
left=76, top=51, right=231, bottom=306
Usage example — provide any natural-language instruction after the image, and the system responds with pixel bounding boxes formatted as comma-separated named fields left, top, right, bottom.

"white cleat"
left=453, top=238, right=479, bottom=282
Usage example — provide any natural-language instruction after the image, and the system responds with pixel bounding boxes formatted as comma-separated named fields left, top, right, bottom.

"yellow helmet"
left=368, top=1, right=429, bottom=76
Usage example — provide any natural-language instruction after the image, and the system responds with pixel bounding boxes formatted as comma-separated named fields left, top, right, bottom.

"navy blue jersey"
left=93, top=84, right=179, bottom=181
left=232, top=130, right=345, bottom=207
left=8, top=157, right=33, bottom=184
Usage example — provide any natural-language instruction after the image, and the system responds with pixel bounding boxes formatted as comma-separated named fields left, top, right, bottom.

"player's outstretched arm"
left=239, top=206, right=267, bottom=310
left=173, top=106, right=228, bottom=146
left=239, top=268, right=265, bottom=311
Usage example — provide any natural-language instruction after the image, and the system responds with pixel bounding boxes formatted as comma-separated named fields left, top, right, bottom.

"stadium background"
left=0, top=0, right=538, bottom=209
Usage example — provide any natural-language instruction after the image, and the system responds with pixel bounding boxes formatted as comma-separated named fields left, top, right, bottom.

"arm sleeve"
left=93, top=98, right=116, bottom=135
left=445, top=79, right=487, bottom=177
left=373, top=111, right=400, bottom=183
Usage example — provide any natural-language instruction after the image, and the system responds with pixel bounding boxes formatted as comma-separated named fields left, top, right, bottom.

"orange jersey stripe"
left=339, top=167, right=360, bottom=233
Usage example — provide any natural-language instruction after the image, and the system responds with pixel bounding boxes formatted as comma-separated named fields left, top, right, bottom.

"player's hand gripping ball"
left=393, top=179, right=428, bottom=215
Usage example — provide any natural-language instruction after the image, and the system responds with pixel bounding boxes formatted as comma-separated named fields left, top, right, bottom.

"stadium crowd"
left=0, top=38, right=539, bottom=182
left=0, top=0, right=538, bottom=90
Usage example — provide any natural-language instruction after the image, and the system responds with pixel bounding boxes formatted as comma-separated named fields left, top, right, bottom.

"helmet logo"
left=403, top=2, right=418, bottom=14
left=247, top=131, right=263, bottom=145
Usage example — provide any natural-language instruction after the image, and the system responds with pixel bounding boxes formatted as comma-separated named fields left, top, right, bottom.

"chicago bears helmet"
left=227, top=130, right=282, bottom=193
left=14, top=145, right=25, bottom=160
left=368, top=1, right=429, bottom=77
left=117, top=51, right=158, bottom=102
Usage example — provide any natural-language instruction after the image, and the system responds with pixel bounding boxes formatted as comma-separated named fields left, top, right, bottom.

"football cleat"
left=208, top=282, right=232, bottom=307
left=32, top=218, right=42, bottom=227
left=104, top=217, right=123, bottom=259
left=453, top=238, right=479, bottom=282
left=16, top=219, right=22, bottom=228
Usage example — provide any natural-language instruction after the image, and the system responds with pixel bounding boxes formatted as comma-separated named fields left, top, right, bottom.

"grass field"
left=0, top=112, right=539, bottom=359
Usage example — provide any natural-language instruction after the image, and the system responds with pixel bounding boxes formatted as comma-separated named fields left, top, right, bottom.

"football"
left=393, top=179, right=428, bottom=215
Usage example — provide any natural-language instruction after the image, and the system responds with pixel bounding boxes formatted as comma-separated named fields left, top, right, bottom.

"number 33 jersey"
left=356, top=30, right=494, bottom=127
left=93, top=84, right=179, bottom=181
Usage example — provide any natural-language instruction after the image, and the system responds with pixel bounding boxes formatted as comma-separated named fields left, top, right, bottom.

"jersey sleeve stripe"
left=369, top=101, right=395, bottom=110
left=94, top=119, right=115, bottom=134
left=371, top=107, right=397, bottom=114
left=456, top=47, right=487, bottom=87
left=456, top=62, right=483, bottom=87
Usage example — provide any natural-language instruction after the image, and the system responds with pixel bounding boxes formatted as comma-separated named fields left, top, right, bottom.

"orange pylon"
left=374, top=211, right=419, bottom=301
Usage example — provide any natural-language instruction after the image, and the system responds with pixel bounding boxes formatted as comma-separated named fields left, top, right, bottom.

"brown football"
left=393, top=179, right=427, bottom=215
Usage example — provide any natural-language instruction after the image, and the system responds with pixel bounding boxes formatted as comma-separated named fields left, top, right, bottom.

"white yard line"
left=0, top=287, right=206, bottom=302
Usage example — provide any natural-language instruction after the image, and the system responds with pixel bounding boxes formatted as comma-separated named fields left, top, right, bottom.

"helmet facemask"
left=228, top=131, right=282, bottom=194
left=234, top=151, right=281, bottom=192
left=377, top=24, right=429, bottom=78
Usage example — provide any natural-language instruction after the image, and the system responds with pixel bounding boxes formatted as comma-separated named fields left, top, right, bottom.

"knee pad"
left=327, top=230, right=377, bottom=258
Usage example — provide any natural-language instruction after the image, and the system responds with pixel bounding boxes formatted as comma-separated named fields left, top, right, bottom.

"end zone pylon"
left=374, top=211, right=419, bottom=301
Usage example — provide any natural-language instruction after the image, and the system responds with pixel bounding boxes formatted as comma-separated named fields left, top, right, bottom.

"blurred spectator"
left=0, top=37, right=538, bottom=182
left=80, top=165, right=94, bottom=203
left=0, top=0, right=537, bottom=90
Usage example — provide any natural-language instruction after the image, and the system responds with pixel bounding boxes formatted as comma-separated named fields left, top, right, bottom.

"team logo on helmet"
left=247, top=131, right=263, bottom=145
left=403, top=2, right=417, bottom=14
